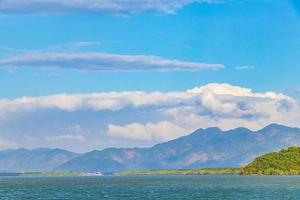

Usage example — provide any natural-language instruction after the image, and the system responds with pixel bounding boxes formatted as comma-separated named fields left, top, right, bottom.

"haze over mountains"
left=0, top=148, right=78, bottom=172
left=1, top=124, right=300, bottom=173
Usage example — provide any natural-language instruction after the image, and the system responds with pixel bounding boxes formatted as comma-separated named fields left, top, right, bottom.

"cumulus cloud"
left=0, top=52, right=223, bottom=72
left=107, top=121, right=186, bottom=141
left=163, top=84, right=300, bottom=131
left=0, top=91, right=191, bottom=116
left=1, top=83, right=300, bottom=150
left=187, top=83, right=288, bottom=98
left=0, top=0, right=219, bottom=14
left=0, top=83, right=299, bottom=133
left=0, top=83, right=294, bottom=115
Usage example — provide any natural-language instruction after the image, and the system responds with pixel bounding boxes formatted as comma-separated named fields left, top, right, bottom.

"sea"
left=0, top=175, right=299, bottom=199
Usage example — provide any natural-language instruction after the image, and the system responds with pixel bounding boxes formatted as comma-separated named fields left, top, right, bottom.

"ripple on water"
left=0, top=176, right=299, bottom=200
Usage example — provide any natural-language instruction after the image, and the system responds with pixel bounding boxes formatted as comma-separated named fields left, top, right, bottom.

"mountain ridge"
left=1, top=123, right=300, bottom=173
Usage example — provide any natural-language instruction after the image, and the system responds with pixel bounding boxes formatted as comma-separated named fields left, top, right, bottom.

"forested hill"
left=241, top=146, right=300, bottom=175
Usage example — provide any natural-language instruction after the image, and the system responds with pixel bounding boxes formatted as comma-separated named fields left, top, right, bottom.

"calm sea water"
left=0, top=175, right=299, bottom=200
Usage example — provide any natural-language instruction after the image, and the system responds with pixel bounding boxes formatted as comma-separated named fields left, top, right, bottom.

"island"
left=241, top=146, right=300, bottom=175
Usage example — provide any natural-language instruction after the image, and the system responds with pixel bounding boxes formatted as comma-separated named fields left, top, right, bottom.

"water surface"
left=0, top=175, right=299, bottom=199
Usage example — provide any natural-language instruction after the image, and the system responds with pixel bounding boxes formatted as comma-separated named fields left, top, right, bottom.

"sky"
left=0, top=0, right=300, bottom=152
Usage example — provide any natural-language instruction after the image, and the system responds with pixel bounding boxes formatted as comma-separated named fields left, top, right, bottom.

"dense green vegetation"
left=241, top=146, right=300, bottom=175
left=118, top=168, right=241, bottom=176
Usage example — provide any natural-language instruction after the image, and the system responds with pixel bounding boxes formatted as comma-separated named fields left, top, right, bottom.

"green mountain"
left=241, top=146, right=300, bottom=175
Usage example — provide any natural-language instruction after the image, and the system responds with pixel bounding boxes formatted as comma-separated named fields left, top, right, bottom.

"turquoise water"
left=0, top=175, right=300, bottom=199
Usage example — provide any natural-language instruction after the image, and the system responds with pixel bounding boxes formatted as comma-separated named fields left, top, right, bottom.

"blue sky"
left=0, top=0, right=300, bottom=97
left=0, top=0, right=300, bottom=152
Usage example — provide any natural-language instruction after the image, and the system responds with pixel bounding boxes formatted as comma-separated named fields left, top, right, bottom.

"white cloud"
left=1, top=83, right=299, bottom=146
left=0, top=0, right=219, bottom=14
left=0, top=83, right=296, bottom=119
left=0, top=52, right=224, bottom=72
left=0, top=91, right=192, bottom=117
left=163, top=84, right=300, bottom=131
left=187, top=83, right=288, bottom=99
left=46, top=134, right=86, bottom=142
left=107, top=121, right=187, bottom=141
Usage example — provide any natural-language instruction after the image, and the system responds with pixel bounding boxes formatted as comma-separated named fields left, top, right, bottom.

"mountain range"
left=1, top=124, right=300, bottom=173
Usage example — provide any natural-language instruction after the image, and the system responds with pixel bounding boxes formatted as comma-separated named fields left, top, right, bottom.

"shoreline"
left=2, top=167, right=300, bottom=177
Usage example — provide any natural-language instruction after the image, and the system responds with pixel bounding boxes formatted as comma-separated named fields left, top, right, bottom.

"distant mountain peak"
left=205, top=127, right=222, bottom=132
left=223, top=127, right=253, bottom=134
left=260, top=123, right=298, bottom=132
left=57, top=124, right=300, bottom=172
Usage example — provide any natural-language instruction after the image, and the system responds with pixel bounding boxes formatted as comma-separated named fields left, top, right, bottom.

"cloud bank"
left=0, top=52, right=223, bottom=72
left=1, top=83, right=299, bottom=150
left=1, top=83, right=290, bottom=115
left=1, top=83, right=299, bottom=126
left=0, top=0, right=218, bottom=14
